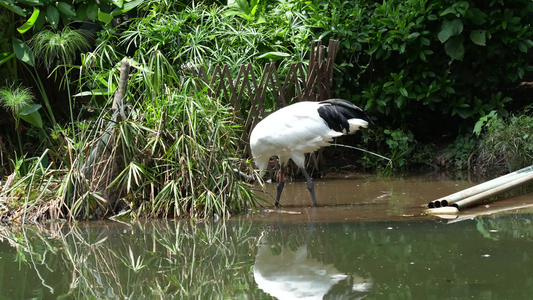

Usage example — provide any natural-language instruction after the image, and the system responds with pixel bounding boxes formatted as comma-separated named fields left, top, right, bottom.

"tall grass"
left=1, top=56, right=256, bottom=222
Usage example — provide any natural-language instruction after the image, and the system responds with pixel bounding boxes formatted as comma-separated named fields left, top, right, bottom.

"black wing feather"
left=317, top=98, right=375, bottom=133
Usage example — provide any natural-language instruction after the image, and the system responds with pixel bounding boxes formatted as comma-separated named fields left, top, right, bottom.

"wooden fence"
left=192, top=39, right=340, bottom=176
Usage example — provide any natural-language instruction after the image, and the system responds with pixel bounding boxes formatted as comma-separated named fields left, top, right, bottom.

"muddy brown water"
left=246, top=172, right=533, bottom=222
left=1, top=173, right=533, bottom=299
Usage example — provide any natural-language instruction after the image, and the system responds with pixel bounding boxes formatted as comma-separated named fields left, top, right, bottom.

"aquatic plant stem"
left=22, top=64, right=57, bottom=127
left=62, top=58, right=76, bottom=144
left=332, top=144, right=391, bottom=164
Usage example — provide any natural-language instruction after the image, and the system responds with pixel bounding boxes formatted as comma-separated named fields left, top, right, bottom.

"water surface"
left=1, top=174, right=533, bottom=299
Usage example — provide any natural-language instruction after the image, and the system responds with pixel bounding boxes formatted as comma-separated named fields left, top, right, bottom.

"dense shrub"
left=302, top=0, right=533, bottom=140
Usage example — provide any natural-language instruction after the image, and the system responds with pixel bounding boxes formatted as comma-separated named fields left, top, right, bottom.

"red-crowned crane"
left=249, top=98, right=374, bottom=207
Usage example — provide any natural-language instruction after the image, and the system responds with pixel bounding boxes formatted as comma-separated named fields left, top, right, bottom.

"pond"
left=1, top=173, right=533, bottom=299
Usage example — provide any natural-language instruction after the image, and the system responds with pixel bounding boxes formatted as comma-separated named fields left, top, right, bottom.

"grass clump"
left=476, top=112, right=533, bottom=172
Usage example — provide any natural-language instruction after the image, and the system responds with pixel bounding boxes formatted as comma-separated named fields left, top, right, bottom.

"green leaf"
left=468, top=7, right=487, bottom=25
left=57, top=1, right=76, bottom=17
left=257, top=51, right=291, bottom=60
left=445, top=86, right=455, bottom=94
left=394, top=96, right=404, bottom=108
left=98, top=10, right=113, bottom=24
left=399, top=87, right=408, bottom=97
left=74, top=89, right=113, bottom=97
left=46, top=6, right=60, bottom=29
left=407, top=32, right=420, bottom=40
left=523, top=39, right=533, bottom=48
left=236, top=0, right=251, bottom=14
left=19, top=104, right=43, bottom=129
left=470, top=30, right=486, bottom=46
left=440, top=7, right=456, bottom=16
left=12, top=38, right=35, bottom=67
left=110, top=0, right=124, bottom=7
left=111, top=0, right=143, bottom=16
left=383, top=81, right=394, bottom=88
left=254, top=15, right=266, bottom=24
left=379, top=18, right=395, bottom=27
left=518, top=42, right=528, bottom=53
left=518, top=67, right=524, bottom=79
left=34, top=9, right=46, bottom=31
left=17, top=8, right=40, bottom=34
left=444, top=36, right=465, bottom=61
left=20, top=103, right=42, bottom=115
left=455, top=1, right=470, bottom=17
left=14, top=0, right=41, bottom=4
left=87, top=2, right=98, bottom=21
left=438, top=19, right=463, bottom=43
left=74, top=4, right=88, bottom=22
left=0, top=1, right=26, bottom=17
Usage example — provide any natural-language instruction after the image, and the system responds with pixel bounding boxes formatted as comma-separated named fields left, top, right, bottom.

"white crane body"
left=249, top=99, right=374, bottom=207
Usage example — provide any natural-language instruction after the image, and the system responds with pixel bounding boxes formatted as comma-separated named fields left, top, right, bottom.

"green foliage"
left=1, top=0, right=142, bottom=31
left=1, top=0, right=143, bottom=126
left=115, top=0, right=311, bottom=75
left=444, top=134, right=478, bottom=170
left=226, top=0, right=266, bottom=23
left=358, top=128, right=430, bottom=171
left=0, top=221, right=259, bottom=298
left=303, top=0, right=533, bottom=136
left=383, top=128, right=416, bottom=168
left=473, top=110, right=498, bottom=136
left=2, top=58, right=257, bottom=221
left=31, top=26, right=92, bottom=142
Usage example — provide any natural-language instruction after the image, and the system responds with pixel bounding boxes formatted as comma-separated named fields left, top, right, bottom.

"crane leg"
left=301, top=167, right=317, bottom=207
left=275, top=168, right=285, bottom=207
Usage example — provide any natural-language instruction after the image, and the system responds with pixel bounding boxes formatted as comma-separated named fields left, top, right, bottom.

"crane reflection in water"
left=253, top=220, right=372, bottom=299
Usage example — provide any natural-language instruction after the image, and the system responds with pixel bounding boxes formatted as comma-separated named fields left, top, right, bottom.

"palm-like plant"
left=0, top=85, right=42, bottom=156
left=31, top=26, right=90, bottom=143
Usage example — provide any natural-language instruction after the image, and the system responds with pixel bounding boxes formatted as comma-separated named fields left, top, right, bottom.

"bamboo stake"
left=451, top=172, right=533, bottom=209
left=428, top=203, right=533, bottom=221
left=427, top=165, right=533, bottom=208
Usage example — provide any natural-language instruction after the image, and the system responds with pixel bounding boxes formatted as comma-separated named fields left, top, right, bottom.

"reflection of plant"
left=0, top=220, right=260, bottom=299
left=112, top=246, right=147, bottom=273
left=481, top=213, right=533, bottom=239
